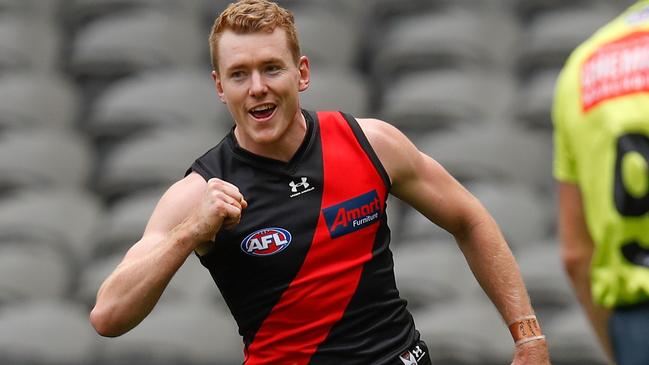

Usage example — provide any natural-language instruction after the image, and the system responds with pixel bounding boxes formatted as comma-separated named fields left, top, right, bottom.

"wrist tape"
left=508, top=315, right=546, bottom=346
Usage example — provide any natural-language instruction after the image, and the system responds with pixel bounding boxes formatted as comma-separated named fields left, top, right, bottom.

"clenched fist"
left=186, top=177, right=247, bottom=244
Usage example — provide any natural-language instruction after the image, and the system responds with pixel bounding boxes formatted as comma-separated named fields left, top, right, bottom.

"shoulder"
left=355, top=117, right=423, bottom=183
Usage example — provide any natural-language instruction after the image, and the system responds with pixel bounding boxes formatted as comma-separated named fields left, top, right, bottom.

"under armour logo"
left=289, top=177, right=309, bottom=193
left=288, top=177, right=315, bottom=198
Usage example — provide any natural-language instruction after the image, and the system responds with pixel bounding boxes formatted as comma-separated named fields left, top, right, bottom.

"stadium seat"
left=514, top=68, right=562, bottom=129
left=0, top=0, right=62, bottom=19
left=300, top=67, right=370, bottom=117
left=98, top=301, right=242, bottom=365
left=515, top=241, right=578, bottom=323
left=416, top=125, right=554, bottom=192
left=0, top=130, right=92, bottom=191
left=0, top=15, right=61, bottom=72
left=96, top=129, right=222, bottom=199
left=0, top=72, right=80, bottom=131
left=545, top=305, right=609, bottom=365
left=0, top=300, right=102, bottom=364
left=380, top=70, right=496, bottom=131
left=87, top=69, right=229, bottom=142
left=92, top=188, right=164, bottom=258
left=66, top=0, right=202, bottom=25
left=76, top=252, right=122, bottom=307
left=0, top=189, right=103, bottom=263
left=466, top=181, right=552, bottom=250
left=293, top=9, right=358, bottom=70
left=0, top=240, right=73, bottom=305
left=517, top=6, right=619, bottom=77
left=392, top=238, right=481, bottom=312
left=415, top=297, right=512, bottom=365
left=373, top=9, right=491, bottom=84
left=70, top=10, right=204, bottom=79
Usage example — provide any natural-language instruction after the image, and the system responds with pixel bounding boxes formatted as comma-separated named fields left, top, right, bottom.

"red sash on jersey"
left=244, top=111, right=388, bottom=364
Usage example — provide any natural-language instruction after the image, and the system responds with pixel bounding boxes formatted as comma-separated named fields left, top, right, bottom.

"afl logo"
left=241, top=227, right=292, bottom=256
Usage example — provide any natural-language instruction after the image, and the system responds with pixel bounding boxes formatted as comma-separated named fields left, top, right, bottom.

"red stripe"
left=245, top=112, right=387, bottom=364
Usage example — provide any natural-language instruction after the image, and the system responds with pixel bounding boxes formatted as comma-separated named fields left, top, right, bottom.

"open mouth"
left=249, top=103, right=277, bottom=120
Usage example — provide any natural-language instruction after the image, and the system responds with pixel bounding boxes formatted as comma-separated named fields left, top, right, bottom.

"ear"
left=212, top=70, right=226, bottom=103
left=297, top=56, right=310, bottom=92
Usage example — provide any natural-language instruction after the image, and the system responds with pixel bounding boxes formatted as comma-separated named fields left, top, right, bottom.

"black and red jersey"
left=186, top=110, right=419, bottom=365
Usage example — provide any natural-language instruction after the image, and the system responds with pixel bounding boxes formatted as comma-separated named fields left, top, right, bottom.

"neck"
left=234, top=110, right=307, bottom=162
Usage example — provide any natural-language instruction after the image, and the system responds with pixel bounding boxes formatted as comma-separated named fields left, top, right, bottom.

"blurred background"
left=0, top=0, right=637, bottom=364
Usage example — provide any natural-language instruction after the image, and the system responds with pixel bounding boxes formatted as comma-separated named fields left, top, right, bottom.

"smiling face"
left=213, top=28, right=310, bottom=161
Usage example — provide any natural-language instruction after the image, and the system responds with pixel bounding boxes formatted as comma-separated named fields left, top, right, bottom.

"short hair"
left=208, top=0, right=301, bottom=71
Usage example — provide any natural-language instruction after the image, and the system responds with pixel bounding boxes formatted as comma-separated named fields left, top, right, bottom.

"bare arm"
left=558, top=182, right=613, bottom=361
left=90, top=173, right=246, bottom=337
left=358, top=118, right=550, bottom=363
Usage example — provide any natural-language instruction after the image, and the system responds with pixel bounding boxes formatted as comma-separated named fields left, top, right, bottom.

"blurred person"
left=553, top=1, right=649, bottom=364
left=90, top=0, right=550, bottom=364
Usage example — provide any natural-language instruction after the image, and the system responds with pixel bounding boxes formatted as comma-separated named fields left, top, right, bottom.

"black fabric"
left=186, top=110, right=417, bottom=363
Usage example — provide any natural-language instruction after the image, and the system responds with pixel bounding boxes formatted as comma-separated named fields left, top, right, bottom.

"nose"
left=249, top=70, right=268, bottom=98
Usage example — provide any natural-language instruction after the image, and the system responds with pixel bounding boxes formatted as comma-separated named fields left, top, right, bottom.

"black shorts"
left=393, top=339, right=431, bottom=365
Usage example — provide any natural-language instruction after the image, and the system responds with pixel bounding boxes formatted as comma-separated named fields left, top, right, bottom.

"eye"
left=265, top=65, right=281, bottom=74
left=230, top=70, right=246, bottom=80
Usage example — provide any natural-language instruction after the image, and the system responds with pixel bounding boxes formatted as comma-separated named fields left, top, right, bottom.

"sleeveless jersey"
left=186, top=110, right=417, bottom=364
left=553, top=1, right=649, bottom=308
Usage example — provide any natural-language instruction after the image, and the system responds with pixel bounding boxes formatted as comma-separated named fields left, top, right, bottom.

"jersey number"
left=614, top=133, right=649, bottom=267
left=614, top=133, right=649, bottom=216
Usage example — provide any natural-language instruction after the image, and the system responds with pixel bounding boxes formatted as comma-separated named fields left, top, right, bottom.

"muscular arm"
left=558, top=182, right=613, bottom=361
left=358, top=118, right=549, bottom=363
left=90, top=173, right=245, bottom=337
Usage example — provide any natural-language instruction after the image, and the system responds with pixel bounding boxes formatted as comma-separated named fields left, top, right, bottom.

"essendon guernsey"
left=186, top=110, right=418, bottom=365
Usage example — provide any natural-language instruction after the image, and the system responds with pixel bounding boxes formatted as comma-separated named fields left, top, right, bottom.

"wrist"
left=508, top=315, right=546, bottom=347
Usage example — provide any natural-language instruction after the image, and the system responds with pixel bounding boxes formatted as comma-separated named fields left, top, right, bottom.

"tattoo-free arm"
left=358, top=118, right=549, bottom=363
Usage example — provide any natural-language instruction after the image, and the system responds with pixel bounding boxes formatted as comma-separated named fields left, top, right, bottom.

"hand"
left=186, top=178, right=247, bottom=243
left=511, top=339, right=551, bottom=365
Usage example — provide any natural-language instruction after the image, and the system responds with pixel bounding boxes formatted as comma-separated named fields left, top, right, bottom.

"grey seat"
left=0, top=15, right=61, bottom=72
left=515, top=241, right=578, bottom=323
left=70, top=10, right=204, bottom=78
left=415, top=297, right=512, bottom=365
left=514, top=68, right=562, bottom=129
left=293, top=9, right=358, bottom=70
left=393, top=239, right=481, bottom=312
left=545, top=305, right=609, bottom=365
left=465, top=181, right=551, bottom=250
left=300, top=67, right=370, bottom=117
left=0, top=130, right=92, bottom=191
left=0, top=0, right=62, bottom=19
left=380, top=70, right=497, bottom=132
left=416, top=126, right=554, bottom=192
left=67, top=0, right=202, bottom=25
left=0, top=189, right=103, bottom=263
left=0, top=300, right=102, bottom=364
left=87, top=69, right=229, bottom=142
left=0, top=72, right=80, bottom=131
left=98, top=301, right=243, bottom=365
left=96, top=129, right=222, bottom=199
left=373, top=9, right=501, bottom=83
left=517, top=7, right=618, bottom=76
left=93, top=187, right=163, bottom=257
left=0, top=240, right=73, bottom=305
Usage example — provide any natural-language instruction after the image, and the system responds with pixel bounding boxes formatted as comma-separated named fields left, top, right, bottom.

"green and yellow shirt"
left=553, top=1, right=649, bottom=308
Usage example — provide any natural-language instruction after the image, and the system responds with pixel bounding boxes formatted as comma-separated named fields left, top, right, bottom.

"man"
left=553, top=1, right=649, bottom=364
left=91, top=1, right=550, bottom=364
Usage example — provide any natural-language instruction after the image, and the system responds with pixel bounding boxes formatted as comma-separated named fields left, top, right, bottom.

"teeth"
left=251, top=104, right=275, bottom=112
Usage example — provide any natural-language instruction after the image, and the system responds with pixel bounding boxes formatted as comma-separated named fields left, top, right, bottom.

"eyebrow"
left=225, top=57, right=286, bottom=73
